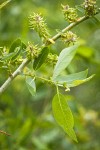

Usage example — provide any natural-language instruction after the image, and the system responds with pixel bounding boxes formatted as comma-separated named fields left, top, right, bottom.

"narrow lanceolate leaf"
left=1, top=48, right=21, bottom=61
left=52, top=44, right=78, bottom=80
left=11, top=47, right=21, bottom=60
left=67, top=74, right=95, bottom=88
left=8, top=39, right=26, bottom=60
left=54, top=70, right=88, bottom=84
left=52, top=93, right=77, bottom=142
left=33, top=47, right=49, bottom=70
left=53, top=70, right=94, bottom=88
left=54, top=69, right=88, bottom=83
left=1, top=52, right=17, bottom=61
left=9, top=38, right=21, bottom=53
left=26, top=77, right=36, bottom=96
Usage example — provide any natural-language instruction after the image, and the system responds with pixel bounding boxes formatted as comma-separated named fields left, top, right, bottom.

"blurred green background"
left=0, top=0, right=100, bottom=149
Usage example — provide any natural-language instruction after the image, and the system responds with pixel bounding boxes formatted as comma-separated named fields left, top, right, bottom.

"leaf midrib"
left=57, top=93, right=71, bottom=129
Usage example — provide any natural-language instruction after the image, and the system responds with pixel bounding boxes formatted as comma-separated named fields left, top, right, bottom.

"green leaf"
left=26, top=77, right=36, bottom=96
left=0, top=53, right=14, bottom=61
left=0, top=0, right=11, bottom=10
left=8, top=39, right=26, bottom=60
left=52, top=93, right=77, bottom=142
left=21, top=42, right=27, bottom=50
left=1, top=48, right=21, bottom=61
left=11, top=47, right=21, bottom=60
left=9, top=38, right=21, bottom=53
left=1, top=52, right=17, bottom=61
left=75, top=5, right=84, bottom=14
left=33, top=47, right=49, bottom=70
left=67, top=74, right=95, bottom=88
left=53, top=70, right=94, bottom=88
left=53, top=69, right=88, bottom=85
left=52, top=44, right=78, bottom=79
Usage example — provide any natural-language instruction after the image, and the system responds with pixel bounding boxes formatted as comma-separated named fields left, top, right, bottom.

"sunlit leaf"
left=33, top=47, right=49, bottom=70
left=8, top=39, right=26, bottom=60
left=26, top=77, right=36, bottom=96
left=68, top=74, right=95, bottom=87
left=0, top=0, right=11, bottom=10
left=53, top=69, right=88, bottom=85
left=53, top=69, right=94, bottom=88
left=52, top=93, right=77, bottom=142
left=52, top=44, right=78, bottom=79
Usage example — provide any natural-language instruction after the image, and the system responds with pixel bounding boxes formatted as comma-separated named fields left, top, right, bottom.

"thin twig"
left=0, top=59, right=30, bottom=94
left=52, top=16, right=87, bottom=41
left=0, top=12, right=99, bottom=94
left=0, top=130, right=11, bottom=136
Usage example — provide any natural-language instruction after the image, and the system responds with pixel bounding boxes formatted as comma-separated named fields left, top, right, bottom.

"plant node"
left=26, top=42, right=40, bottom=60
left=61, top=31, right=78, bottom=45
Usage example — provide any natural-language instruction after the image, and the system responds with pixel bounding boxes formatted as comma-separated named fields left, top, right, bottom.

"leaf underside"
left=53, top=69, right=94, bottom=88
left=26, top=77, right=36, bottom=96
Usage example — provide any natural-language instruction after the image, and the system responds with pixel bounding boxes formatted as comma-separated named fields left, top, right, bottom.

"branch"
left=0, top=130, right=11, bottom=136
left=0, top=59, right=30, bottom=94
left=0, top=13, right=99, bottom=95
left=52, top=16, right=87, bottom=41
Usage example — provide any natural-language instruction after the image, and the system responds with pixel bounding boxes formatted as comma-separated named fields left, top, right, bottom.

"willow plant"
left=0, top=0, right=99, bottom=142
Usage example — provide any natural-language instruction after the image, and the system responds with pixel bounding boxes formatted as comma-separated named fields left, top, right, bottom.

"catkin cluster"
left=29, top=13, right=50, bottom=40
left=83, top=0, right=97, bottom=16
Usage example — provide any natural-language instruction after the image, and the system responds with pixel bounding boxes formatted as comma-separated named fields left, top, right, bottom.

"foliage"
left=0, top=0, right=11, bottom=10
left=0, top=0, right=100, bottom=149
